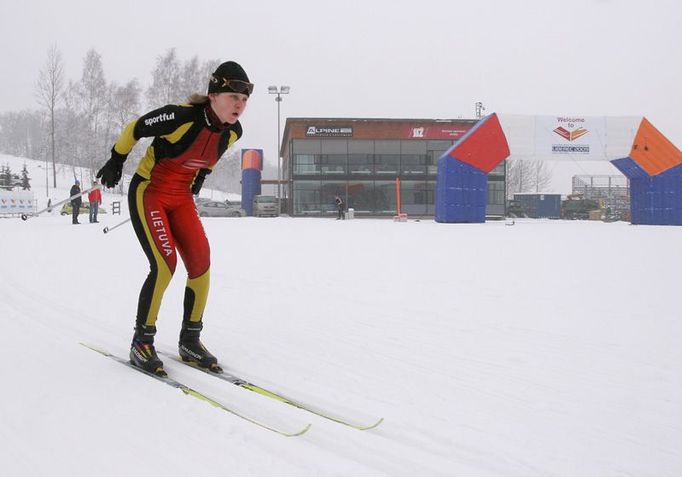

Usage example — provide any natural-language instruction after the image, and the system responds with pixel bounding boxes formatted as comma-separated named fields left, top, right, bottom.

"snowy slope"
left=1, top=155, right=682, bottom=476
left=0, top=153, right=239, bottom=214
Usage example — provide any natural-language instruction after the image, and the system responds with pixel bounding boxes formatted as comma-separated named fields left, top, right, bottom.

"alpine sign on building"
left=305, top=126, right=353, bottom=137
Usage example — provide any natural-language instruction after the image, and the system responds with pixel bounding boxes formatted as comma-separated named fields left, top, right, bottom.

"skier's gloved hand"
left=191, top=168, right=211, bottom=195
left=96, top=148, right=127, bottom=188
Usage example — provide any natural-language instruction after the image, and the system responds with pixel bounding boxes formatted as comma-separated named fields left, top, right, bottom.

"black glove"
left=96, top=148, right=127, bottom=188
left=191, top=168, right=211, bottom=195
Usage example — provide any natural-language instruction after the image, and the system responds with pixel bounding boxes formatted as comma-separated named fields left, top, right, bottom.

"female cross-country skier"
left=96, top=61, right=252, bottom=376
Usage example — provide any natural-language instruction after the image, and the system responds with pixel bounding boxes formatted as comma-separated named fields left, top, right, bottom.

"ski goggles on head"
left=210, top=75, right=254, bottom=95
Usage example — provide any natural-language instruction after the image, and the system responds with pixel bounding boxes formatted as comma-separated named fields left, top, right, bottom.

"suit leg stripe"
left=129, top=176, right=174, bottom=327
left=185, top=270, right=210, bottom=323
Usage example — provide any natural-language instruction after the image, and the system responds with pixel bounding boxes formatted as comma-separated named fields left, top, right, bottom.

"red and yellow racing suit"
left=111, top=103, right=241, bottom=329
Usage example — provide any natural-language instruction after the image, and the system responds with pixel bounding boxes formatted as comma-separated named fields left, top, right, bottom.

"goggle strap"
left=211, top=75, right=253, bottom=94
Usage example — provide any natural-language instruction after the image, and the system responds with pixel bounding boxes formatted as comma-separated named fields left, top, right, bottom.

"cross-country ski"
left=81, top=343, right=311, bottom=437
left=160, top=350, right=383, bottom=431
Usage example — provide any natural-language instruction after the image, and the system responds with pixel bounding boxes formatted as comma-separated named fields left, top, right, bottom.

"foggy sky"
left=1, top=0, right=680, bottom=171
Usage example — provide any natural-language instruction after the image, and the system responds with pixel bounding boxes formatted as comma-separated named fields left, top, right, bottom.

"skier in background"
left=88, top=179, right=102, bottom=223
left=69, top=180, right=81, bottom=225
left=96, top=61, right=252, bottom=377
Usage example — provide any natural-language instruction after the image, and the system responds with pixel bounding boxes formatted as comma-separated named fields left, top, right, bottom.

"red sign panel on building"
left=403, top=125, right=474, bottom=140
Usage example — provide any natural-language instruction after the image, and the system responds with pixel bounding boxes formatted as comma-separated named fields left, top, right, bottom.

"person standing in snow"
left=88, top=179, right=102, bottom=223
left=69, top=180, right=82, bottom=225
left=335, top=195, right=345, bottom=220
left=96, top=61, right=252, bottom=377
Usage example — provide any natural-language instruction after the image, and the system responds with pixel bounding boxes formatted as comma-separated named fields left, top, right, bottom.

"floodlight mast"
left=268, top=86, right=291, bottom=213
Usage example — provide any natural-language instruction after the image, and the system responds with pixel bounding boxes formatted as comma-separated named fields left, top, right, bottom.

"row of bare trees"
left=506, top=160, right=552, bottom=198
left=2, top=46, right=549, bottom=197
left=0, top=46, right=242, bottom=193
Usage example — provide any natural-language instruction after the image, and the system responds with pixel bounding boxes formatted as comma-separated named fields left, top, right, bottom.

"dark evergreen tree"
left=0, top=164, right=11, bottom=190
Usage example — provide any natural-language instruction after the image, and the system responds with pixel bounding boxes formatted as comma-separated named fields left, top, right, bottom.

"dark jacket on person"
left=70, top=184, right=82, bottom=206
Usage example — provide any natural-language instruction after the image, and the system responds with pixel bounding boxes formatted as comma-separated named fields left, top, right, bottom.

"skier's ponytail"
left=187, top=93, right=209, bottom=105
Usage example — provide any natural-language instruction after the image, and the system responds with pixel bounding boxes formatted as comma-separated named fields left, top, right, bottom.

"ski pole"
left=103, top=217, right=131, bottom=234
left=21, top=184, right=103, bottom=221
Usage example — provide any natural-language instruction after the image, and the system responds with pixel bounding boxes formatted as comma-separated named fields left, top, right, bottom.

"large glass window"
left=375, top=140, right=400, bottom=175
left=374, top=181, right=397, bottom=213
left=400, top=141, right=426, bottom=175
left=425, top=181, right=436, bottom=214
left=347, top=181, right=374, bottom=213
left=427, top=140, right=453, bottom=175
left=320, top=181, right=346, bottom=214
left=294, top=181, right=322, bottom=214
left=294, top=154, right=319, bottom=175
left=489, top=161, right=505, bottom=177
left=400, top=154, right=428, bottom=175
left=400, top=180, right=429, bottom=215
left=348, top=139, right=373, bottom=154
left=487, top=180, right=505, bottom=206
left=426, top=150, right=443, bottom=175
left=292, top=139, right=321, bottom=154
left=348, top=154, right=373, bottom=174
left=293, top=180, right=346, bottom=214
left=375, top=155, right=400, bottom=175
left=319, top=154, right=347, bottom=174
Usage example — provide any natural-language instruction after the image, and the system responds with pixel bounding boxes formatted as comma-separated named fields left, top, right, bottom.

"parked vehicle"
left=196, top=200, right=245, bottom=217
left=60, top=202, right=107, bottom=216
left=253, top=195, right=279, bottom=217
left=561, top=194, right=600, bottom=220
left=506, top=200, right=528, bottom=218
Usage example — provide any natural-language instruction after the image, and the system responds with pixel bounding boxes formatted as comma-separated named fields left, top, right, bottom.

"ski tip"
left=356, top=417, right=384, bottom=431
left=287, top=423, right=312, bottom=437
left=154, top=367, right=168, bottom=378
left=208, top=363, right=223, bottom=374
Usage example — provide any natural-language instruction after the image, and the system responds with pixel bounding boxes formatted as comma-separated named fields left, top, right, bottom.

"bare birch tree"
left=35, top=44, right=64, bottom=188
left=76, top=49, right=108, bottom=173
left=506, top=159, right=552, bottom=198
left=106, top=79, right=142, bottom=193
left=179, top=56, right=221, bottom=97
left=146, top=48, right=182, bottom=108
left=147, top=49, right=221, bottom=107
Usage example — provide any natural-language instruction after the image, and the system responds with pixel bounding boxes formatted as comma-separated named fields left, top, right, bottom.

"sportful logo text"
left=144, top=112, right=176, bottom=127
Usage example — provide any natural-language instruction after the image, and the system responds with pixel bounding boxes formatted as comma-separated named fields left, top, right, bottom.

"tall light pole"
left=475, top=101, right=486, bottom=120
left=268, top=85, right=290, bottom=212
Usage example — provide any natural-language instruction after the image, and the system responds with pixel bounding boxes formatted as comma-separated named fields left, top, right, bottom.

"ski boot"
left=129, top=324, right=166, bottom=377
left=178, top=321, right=222, bottom=373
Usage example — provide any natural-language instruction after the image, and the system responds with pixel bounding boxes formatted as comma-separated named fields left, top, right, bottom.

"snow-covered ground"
left=1, top=154, right=681, bottom=476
